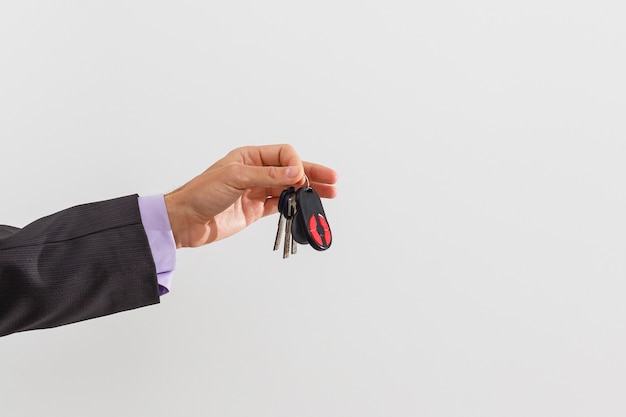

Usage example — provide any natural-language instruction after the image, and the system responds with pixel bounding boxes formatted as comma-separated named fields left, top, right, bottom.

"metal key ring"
left=304, top=174, right=311, bottom=190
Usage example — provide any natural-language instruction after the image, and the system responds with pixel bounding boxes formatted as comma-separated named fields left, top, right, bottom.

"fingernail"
left=285, top=166, right=299, bottom=178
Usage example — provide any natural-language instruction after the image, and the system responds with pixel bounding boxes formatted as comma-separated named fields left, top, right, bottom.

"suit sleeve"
left=0, top=195, right=161, bottom=337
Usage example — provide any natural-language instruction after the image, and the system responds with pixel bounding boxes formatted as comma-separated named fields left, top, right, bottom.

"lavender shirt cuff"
left=137, top=194, right=177, bottom=296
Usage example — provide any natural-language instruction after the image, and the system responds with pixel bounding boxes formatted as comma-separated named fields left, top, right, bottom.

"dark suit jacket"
left=0, top=195, right=161, bottom=337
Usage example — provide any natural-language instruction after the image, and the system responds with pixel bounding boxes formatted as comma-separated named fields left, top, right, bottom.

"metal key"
left=289, top=196, right=298, bottom=255
left=273, top=211, right=285, bottom=251
left=274, top=187, right=295, bottom=252
left=283, top=193, right=297, bottom=258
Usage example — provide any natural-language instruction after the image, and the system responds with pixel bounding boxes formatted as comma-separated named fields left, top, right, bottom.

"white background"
left=1, top=1, right=626, bottom=416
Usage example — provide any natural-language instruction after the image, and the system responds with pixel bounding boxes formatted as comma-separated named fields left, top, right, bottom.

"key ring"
left=272, top=173, right=332, bottom=257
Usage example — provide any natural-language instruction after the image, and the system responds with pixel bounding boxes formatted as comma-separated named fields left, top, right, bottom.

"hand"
left=163, top=144, right=338, bottom=248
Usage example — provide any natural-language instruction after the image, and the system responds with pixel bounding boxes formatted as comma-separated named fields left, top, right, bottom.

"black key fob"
left=292, top=186, right=332, bottom=251
left=278, top=186, right=296, bottom=218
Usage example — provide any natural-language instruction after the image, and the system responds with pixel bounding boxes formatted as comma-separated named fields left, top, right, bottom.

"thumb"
left=284, top=165, right=302, bottom=180
left=236, top=164, right=304, bottom=188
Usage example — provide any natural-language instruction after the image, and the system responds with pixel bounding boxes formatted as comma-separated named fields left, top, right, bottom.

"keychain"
left=273, top=176, right=332, bottom=258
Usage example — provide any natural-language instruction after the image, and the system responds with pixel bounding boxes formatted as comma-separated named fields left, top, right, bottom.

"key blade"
left=273, top=214, right=285, bottom=251
left=283, top=218, right=292, bottom=258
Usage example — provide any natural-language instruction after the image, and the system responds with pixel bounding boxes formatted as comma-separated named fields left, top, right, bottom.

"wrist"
left=164, top=192, right=185, bottom=249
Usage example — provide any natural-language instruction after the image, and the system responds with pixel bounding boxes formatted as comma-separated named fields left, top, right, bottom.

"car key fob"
left=291, top=186, right=332, bottom=251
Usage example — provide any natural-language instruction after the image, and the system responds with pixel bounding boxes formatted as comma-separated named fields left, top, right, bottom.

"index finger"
left=301, top=161, right=338, bottom=199
left=303, top=161, right=338, bottom=186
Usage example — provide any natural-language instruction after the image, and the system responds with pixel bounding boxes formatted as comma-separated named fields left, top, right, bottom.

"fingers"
left=224, top=163, right=303, bottom=191
left=204, top=144, right=301, bottom=174
left=256, top=162, right=337, bottom=216
left=305, top=182, right=337, bottom=199
left=231, top=144, right=303, bottom=171
left=214, top=144, right=338, bottom=197
left=247, top=161, right=338, bottom=196
left=224, top=145, right=338, bottom=182
left=303, top=161, right=338, bottom=187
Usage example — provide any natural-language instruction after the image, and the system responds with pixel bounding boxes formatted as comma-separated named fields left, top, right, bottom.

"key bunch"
left=273, top=185, right=332, bottom=259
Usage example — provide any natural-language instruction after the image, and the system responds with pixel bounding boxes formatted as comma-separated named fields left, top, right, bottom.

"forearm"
left=0, top=195, right=161, bottom=337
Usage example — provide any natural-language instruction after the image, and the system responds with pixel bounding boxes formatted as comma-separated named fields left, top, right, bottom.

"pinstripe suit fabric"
left=0, top=195, right=160, bottom=337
